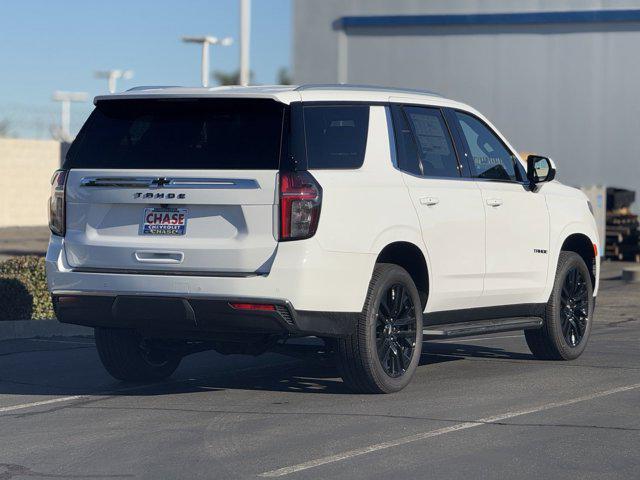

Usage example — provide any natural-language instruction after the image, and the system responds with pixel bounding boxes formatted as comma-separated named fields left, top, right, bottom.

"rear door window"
left=391, top=105, right=460, bottom=178
left=64, top=99, right=285, bottom=170
left=303, top=105, right=369, bottom=169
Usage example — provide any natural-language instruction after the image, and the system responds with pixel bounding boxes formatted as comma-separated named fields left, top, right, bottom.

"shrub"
left=0, top=256, right=54, bottom=320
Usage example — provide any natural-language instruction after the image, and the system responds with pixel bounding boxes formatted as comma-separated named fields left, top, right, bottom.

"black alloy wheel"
left=335, top=263, right=423, bottom=393
left=560, top=266, right=589, bottom=347
left=375, top=283, right=418, bottom=378
left=525, top=251, right=594, bottom=361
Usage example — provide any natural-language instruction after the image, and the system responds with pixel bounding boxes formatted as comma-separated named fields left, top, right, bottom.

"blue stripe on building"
left=335, top=9, right=640, bottom=29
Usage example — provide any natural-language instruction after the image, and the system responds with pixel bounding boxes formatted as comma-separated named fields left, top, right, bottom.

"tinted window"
left=401, top=106, right=460, bottom=178
left=303, top=105, right=369, bottom=169
left=391, top=106, right=421, bottom=175
left=64, top=99, right=285, bottom=170
left=454, top=111, right=518, bottom=181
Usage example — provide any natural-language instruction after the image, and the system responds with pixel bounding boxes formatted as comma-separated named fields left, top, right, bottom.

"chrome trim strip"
left=80, top=177, right=260, bottom=189
left=166, top=178, right=260, bottom=189
left=80, top=177, right=157, bottom=188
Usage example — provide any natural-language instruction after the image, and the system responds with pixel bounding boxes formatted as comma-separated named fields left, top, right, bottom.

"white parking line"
left=0, top=395, right=86, bottom=413
left=259, top=382, right=640, bottom=477
left=0, top=382, right=159, bottom=414
left=0, top=381, right=181, bottom=414
left=0, top=359, right=300, bottom=415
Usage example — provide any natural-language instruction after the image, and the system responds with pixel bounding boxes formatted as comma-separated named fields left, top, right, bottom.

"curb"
left=0, top=320, right=93, bottom=341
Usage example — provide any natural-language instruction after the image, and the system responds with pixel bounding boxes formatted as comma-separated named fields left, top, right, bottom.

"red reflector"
left=593, top=243, right=598, bottom=257
left=229, top=302, right=277, bottom=311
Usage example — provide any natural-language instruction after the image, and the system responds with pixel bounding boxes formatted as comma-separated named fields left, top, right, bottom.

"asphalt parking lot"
left=0, top=262, right=638, bottom=479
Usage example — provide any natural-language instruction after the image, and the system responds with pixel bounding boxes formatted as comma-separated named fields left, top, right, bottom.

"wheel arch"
left=560, top=233, right=597, bottom=288
left=375, top=241, right=429, bottom=310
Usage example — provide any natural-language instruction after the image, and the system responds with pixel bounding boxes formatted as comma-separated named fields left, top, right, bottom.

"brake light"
left=48, top=169, right=67, bottom=236
left=279, top=171, right=322, bottom=241
left=229, top=302, right=277, bottom=311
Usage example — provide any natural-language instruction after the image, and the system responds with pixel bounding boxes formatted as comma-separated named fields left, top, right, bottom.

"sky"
left=0, top=0, right=291, bottom=138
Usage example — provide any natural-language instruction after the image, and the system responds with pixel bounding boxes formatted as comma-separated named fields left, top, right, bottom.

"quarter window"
left=303, top=105, right=369, bottom=169
left=454, top=111, right=519, bottom=182
left=391, top=106, right=460, bottom=178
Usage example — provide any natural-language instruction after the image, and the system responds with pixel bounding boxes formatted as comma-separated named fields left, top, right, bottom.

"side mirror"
left=526, top=155, right=556, bottom=185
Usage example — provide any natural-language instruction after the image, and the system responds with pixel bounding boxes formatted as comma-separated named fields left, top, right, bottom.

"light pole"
left=239, top=0, right=251, bottom=86
left=94, top=70, right=134, bottom=93
left=182, top=36, right=233, bottom=87
left=52, top=91, right=88, bottom=142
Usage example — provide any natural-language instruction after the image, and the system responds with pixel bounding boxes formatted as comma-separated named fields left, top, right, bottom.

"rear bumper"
left=47, top=234, right=369, bottom=338
left=46, top=234, right=374, bottom=313
left=53, top=293, right=359, bottom=338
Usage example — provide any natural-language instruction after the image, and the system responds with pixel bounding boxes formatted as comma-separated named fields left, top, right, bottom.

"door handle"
left=420, top=196, right=440, bottom=206
left=134, top=251, right=184, bottom=264
left=486, top=198, right=503, bottom=207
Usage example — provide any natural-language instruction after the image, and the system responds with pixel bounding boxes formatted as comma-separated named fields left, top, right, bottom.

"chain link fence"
left=0, top=102, right=93, bottom=140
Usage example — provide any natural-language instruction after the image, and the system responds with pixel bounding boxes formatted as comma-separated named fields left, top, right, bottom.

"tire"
left=525, top=251, right=594, bottom=360
left=336, top=263, right=423, bottom=394
left=94, top=328, right=181, bottom=381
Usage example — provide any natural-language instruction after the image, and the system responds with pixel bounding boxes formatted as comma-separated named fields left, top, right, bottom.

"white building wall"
left=0, top=138, right=60, bottom=227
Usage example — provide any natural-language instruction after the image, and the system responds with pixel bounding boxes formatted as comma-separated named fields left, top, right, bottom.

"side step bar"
left=423, top=317, right=544, bottom=340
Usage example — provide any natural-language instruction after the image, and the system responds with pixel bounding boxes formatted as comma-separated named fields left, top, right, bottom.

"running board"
left=422, top=317, right=544, bottom=339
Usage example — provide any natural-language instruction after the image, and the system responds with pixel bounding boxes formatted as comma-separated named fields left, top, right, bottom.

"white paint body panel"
left=47, top=234, right=375, bottom=312
left=64, top=169, right=279, bottom=274
left=47, top=85, right=600, bottom=316
left=542, top=181, right=600, bottom=298
left=401, top=175, right=485, bottom=311
left=477, top=181, right=550, bottom=305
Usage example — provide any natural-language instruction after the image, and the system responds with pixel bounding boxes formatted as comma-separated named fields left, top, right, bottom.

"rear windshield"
left=303, top=105, right=369, bottom=169
left=64, top=99, right=285, bottom=170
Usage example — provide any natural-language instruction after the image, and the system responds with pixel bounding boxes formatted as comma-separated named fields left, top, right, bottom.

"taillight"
left=279, top=171, right=322, bottom=241
left=48, top=169, right=67, bottom=236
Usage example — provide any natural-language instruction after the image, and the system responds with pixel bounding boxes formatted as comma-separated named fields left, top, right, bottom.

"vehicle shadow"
left=422, top=340, right=534, bottom=362
left=0, top=338, right=532, bottom=399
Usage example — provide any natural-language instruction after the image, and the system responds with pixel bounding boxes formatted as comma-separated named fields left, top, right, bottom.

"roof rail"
left=125, top=85, right=180, bottom=92
left=295, top=83, right=442, bottom=97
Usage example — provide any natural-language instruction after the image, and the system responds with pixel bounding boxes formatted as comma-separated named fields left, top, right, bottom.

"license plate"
left=142, top=208, right=188, bottom=235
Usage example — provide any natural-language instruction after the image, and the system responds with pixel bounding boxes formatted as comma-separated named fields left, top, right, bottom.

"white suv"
left=46, top=84, right=600, bottom=393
